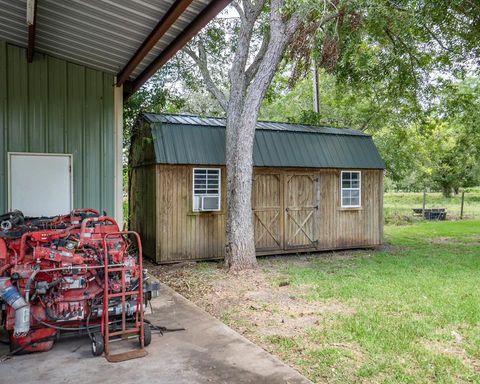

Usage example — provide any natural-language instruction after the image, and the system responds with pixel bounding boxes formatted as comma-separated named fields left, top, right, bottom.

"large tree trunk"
left=224, top=114, right=257, bottom=270
left=184, top=0, right=306, bottom=271
left=441, top=185, right=452, bottom=198
left=222, top=9, right=298, bottom=271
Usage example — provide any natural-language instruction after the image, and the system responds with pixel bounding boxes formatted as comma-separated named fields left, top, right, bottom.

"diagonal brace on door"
left=254, top=211, right=281, bottom=247
left=286, top=209, right=315, bottom=244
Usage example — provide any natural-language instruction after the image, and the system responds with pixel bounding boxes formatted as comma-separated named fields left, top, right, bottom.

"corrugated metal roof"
left=143, top=112, right=368, bottom=136
left=145, top=113, right=385, bottom=169
left=0, top=0, right=212, bottom=78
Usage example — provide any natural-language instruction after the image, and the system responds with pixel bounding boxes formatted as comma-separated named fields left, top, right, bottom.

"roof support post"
left=26, top=0, right=37, bottom=63
left=116, top=0, right=195, bottom=87
left=126, top=0, right=232, bottom=98
left=113, top=81, right=124, bottom=228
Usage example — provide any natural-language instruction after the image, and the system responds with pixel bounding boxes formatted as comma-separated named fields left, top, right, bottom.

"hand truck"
left=98, top=231, right=148, bottom=362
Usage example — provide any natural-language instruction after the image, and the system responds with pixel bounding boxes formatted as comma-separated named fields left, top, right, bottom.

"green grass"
left=384, top=192, right=480, bottom=224
left=267, top=220, right=480, bottom=383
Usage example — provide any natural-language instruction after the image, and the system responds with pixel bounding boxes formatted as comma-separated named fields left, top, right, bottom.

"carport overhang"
left=0, top=0, right=230, bottom=225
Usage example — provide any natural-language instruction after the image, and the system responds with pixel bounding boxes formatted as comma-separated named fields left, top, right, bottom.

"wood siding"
left=315, top=168, right=384, bottom=250
left=130, top=165, right=157, bottom=259
left=130, top=164, right=383, bottom=263
left=154, top=165, right=227, bottom=262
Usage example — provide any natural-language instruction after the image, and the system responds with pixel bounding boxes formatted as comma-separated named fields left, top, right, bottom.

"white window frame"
left=340, top=170, right=361, bottom=208
left=192, top=168, right=221, bottom=212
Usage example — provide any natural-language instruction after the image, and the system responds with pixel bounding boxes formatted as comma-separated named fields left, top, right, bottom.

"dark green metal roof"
left=143, top=113, right=385, bottom=169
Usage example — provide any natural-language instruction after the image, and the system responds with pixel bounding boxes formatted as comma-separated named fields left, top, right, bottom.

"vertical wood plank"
left=134, top=165, right=384, bottom=263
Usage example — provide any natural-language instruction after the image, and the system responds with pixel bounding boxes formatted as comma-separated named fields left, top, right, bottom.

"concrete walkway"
left=1, top=285, right=311, bottom=384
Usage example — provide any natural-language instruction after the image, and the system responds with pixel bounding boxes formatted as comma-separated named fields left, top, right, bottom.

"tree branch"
left=184, top=42, right=229, bottom=111
left=228, top=0, right=266, bottom=112
left=243, top=0, right=299, bottom=115
left=231, top=0, right=246, bottom=22
left=243, top=0, right=264, bottom=19
left=384, top=27, right=421, bottom=66
left=422, top=23, right=454, bottom=53
left=245, top=31, right=269, bottom=85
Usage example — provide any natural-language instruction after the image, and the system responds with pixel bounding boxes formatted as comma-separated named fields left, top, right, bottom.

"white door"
left=9, top=153, right=72, bottom=217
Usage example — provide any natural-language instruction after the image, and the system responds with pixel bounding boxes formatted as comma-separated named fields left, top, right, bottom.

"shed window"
left=341, top=171, right=361, bottom=208
left=193, top=168, right=221, bottom=211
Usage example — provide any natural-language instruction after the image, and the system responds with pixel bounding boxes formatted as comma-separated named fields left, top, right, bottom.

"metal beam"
left=26, top=0, right=37, bottom=63
left=126, top=0, right=232, bottom=99
left=116, top=0, right=195, bottom=87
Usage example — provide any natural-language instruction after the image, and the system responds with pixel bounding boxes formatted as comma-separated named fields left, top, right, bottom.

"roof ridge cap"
left=142, top=112, right=368, bottom=136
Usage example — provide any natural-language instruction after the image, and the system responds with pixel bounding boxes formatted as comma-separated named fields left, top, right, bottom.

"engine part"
left=0, top=277, right=30, bottom=335
left=0, top=210, right=24, bottom=231
left=0, top=209, right=159, bottom=355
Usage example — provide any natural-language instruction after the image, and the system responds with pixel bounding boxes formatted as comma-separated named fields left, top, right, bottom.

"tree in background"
left=262, top=0, right=479, bottom=194
left=429, top=78, right=480, bottom=196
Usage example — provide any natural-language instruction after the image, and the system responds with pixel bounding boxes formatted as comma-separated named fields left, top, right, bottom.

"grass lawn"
left=151, top=220, right=480, bottom=383
left=384, top=191, right=480, bottom=224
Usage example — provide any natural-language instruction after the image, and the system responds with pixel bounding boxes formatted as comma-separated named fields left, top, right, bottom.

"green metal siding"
left=149, top=120, right=385, bottom=170
left=0, top=40, right=116, bottom=214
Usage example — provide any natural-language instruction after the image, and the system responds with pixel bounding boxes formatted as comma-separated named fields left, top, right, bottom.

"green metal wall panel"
left=0, top=41, right=6, bottom=212
left=0, top=41, right=116, bottom=215
left=28, top=53, right=48, bottom=153
left=47, top=56, right=67, bottom=153
left=7, top=44, right=28, bottom=153
left=102, top=74, right=115, bottom=213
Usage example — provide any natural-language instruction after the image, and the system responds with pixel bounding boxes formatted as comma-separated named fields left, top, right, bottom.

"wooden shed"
left=130, top=113, right=386, bottom=263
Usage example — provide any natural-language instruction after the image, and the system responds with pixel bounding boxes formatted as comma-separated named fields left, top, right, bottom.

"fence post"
left=460, top=191, right=465, bottom=219
left=422, top=190, right=426, bottom=216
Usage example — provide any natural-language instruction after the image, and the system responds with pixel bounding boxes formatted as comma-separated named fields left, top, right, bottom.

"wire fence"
left=384, top=191, right=480, bottom=224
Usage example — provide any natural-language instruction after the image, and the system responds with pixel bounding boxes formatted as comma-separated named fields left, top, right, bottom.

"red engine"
left=0, top=209, right=158, bottom=354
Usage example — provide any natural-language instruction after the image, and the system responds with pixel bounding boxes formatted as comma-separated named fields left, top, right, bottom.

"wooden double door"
left=252, top=171, right=320, bottom=252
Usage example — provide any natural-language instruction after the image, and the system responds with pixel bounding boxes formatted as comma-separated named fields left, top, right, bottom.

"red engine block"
left=0, top=209, right=152, bottom=354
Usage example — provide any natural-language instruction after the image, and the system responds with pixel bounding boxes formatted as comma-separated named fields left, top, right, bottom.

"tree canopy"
left=125, top=0, right=480, bottom=196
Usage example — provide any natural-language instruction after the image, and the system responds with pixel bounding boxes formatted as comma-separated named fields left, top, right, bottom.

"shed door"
left=9, top=153, right=72, bottom=217
left=252, top=173, right=283, bottom=251
left=284, top=174, right=319, bottom=249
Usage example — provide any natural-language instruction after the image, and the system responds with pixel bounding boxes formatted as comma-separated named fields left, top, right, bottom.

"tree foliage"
left=263, top=0, right=480, bottom=195
left=124, top=0, right=480, bottom=211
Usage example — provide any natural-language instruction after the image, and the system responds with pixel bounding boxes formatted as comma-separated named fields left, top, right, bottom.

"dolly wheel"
left=142, top=324, right=152, bottom=347
left=91, top=333, right=104, bottom=357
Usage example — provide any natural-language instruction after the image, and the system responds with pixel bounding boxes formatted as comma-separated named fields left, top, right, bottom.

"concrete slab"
left=1, top=285, right=311, bottom=384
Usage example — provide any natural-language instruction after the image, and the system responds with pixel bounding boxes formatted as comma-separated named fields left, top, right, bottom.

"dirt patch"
left=423, top=333, right=480, bottom=373
left=231, top=286, right=355, bottom=338
left=147, top=259, right=356, bottom=340
left=429, top=235, right=480, bottom=246
left=330, top=342, right=366, bottom=364
left=146, top=256, right=373, bottom=383
left=429, top=237, right=460, bottom=245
